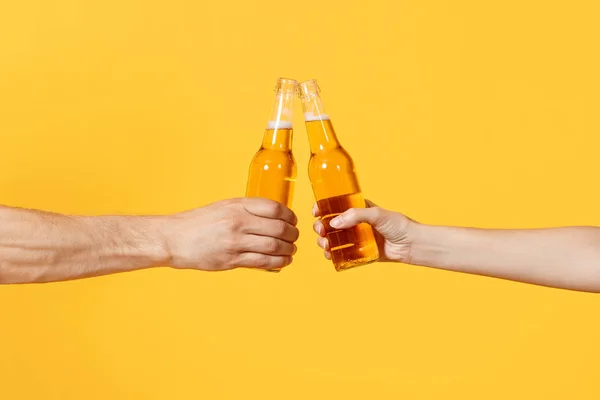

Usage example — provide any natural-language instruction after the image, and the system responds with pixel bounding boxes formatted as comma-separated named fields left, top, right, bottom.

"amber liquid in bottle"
left=299, top=81, right=379, bottom=271
left=245, top=78, right=297, bottom=272
left=246, top=124, right=296, bottom=208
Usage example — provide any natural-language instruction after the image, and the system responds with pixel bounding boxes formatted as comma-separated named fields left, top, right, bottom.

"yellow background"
left=1, top=0, right=599, bottom=399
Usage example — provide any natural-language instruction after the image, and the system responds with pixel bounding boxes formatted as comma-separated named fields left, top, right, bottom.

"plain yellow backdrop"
left=1, top=0, right=599, bottom=399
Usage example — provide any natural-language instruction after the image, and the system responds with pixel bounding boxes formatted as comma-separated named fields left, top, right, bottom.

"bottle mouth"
left=297, top=79, right=321, bottom=98
left=278, top=77, right=297, bottom=83
left=275, top=77, right=298, bottom=93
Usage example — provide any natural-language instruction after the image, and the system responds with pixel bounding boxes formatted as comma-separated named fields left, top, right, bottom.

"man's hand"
left=0, top=197, right=299, bottom=284
left=312, top=199, right=415, bottom=263
left=162, top=198, right=299, bottom=271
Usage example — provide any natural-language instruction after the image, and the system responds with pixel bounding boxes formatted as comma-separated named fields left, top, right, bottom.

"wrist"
left=402, top=219, right=422, bottom=265
left=407, top=223, right=453, bottom=267
left=405, top=221, right=436, bottom=266
left=151, top=215, right=176, bottom=267
left=143, top=215, right=173, bottom=267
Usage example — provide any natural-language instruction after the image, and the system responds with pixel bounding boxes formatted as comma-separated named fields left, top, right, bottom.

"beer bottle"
left=297, top=79, right=379, bottom=271
left=245, top=78, right=297, bottom=272
left=246, top=77, right=297, bottom=207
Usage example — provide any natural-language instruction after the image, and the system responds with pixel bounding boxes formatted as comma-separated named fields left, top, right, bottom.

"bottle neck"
left=262, top=126, right=293, bottom=151
left=298, top=80, right=340, bottom=153
left=261, top=78, right=295, bottom=151
left=304, top=117, right=340, bottom=153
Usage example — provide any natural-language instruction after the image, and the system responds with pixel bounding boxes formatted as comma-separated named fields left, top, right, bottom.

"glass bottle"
left=298, top=79, right=379, bottom=271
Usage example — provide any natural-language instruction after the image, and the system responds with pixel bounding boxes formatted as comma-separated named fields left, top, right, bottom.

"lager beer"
left=246, top=78, right=297, bottom=272
left=298, top=79, right=379, bottom=271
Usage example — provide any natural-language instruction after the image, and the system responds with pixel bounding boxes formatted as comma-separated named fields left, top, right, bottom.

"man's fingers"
left=242, top=198, right=298, bottom=226
left=324, top=250, right=331, bottom=260
left=246, top=216, right=300, bottom=243
left=235, top=253, right=293, bottom=270
left=329, top=207, right=385, bottom=230
left=244, top=235, right=297, bottom=256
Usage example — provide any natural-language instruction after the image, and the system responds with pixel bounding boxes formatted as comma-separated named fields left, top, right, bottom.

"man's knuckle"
left=274, top=257, right=287, bottom=268
left=266, top=201, right=282, bottom=216
left=228, top=214, right=246, bottom=231
left=276, top=221, right=288, bottom=236
left=291, top=227, right=300, bottom=241
left=266, top=239, right=280, bottom=253
left=223, top=236, right=239, bottom=253
left=254, top=254, right=270, bottom=267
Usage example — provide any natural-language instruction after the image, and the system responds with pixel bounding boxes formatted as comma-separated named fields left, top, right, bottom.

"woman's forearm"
left=410, top=224, right=600, bottom=292
left=0, top=206, right=169, bottom=284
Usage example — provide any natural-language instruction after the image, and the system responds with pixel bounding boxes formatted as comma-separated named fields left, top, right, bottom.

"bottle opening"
left=275, top=78, right=298, bottom=93
left=297, top=79, right=321, bottom=98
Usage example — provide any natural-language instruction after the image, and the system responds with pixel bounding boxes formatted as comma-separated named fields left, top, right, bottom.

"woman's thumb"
left=329, top=207, right=385, bottom=229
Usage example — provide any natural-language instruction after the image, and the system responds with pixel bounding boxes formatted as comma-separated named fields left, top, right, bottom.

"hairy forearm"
left=409, top=224, right=600, bottom=292
left=0, top=206, right=169, bottom=284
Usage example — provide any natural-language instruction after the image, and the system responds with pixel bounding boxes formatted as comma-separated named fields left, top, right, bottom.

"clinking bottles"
left=246, top=77, right=297, bottom=208
left=298, top=79, right=379, bottom=271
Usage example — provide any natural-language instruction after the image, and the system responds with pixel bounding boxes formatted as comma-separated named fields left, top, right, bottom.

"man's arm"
left=313, top=202, right=600, bottom=293
left=0, top=205, right=169, bottom=284
left=0, top=198, right=300, bottom=284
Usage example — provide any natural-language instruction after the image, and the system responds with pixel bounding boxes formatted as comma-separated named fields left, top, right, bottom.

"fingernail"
left=318, top=237, right=326, bottom=249
left=330, top=216, right=341, bottom=228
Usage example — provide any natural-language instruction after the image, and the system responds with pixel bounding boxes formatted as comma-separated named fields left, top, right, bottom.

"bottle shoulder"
left=309, top=147, right=355, bottom=170
left=309, top=146, right=353, bottom=161
left=251, top=148, right=296, bottom=164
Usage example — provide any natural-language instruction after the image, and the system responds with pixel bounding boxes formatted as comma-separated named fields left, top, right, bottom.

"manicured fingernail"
left=330, top=216, right=341, bottom=228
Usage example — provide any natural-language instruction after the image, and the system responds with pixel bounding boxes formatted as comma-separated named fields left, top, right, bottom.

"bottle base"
left=334, top=255, right=379, bottom=272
